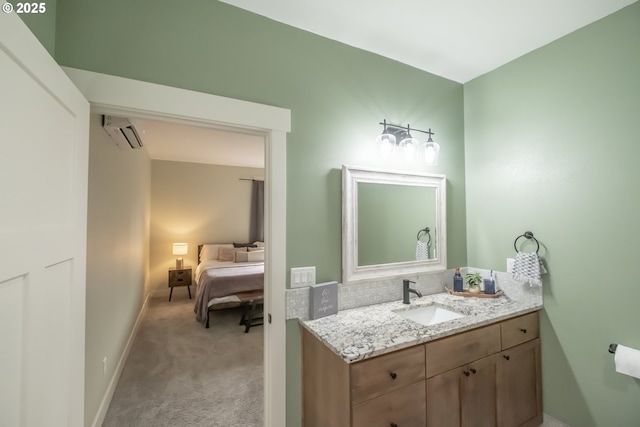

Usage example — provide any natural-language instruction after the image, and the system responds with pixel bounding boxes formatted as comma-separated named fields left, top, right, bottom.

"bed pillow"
left=218, top=247, right=241, bottom=262
left=199, top=244, right=233, bottom=261
left=235, top=251, right=249, bottom=263
left=247, top=250, right=264, bottom=262
left=248, top=246, right=264, bottom=252
left=253, top=241, right=265, bottom=248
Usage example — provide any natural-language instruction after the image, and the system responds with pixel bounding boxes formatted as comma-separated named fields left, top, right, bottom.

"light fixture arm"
left=378, top=121, right=435, bottom=138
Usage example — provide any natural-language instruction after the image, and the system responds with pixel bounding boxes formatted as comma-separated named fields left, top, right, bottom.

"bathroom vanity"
left=301, top=293, right=542, bottom=427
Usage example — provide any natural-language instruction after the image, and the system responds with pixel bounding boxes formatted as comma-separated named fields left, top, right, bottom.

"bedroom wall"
left=463, top=3, right=640, bottom=426
left=149, top=160, right=265, bottom=293
left=85, top=113, right=151, bottom=426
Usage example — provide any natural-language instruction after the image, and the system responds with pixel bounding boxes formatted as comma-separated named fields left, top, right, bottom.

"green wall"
left=464, top=2, right=640, bottom=426
left=48, top=1, right=466, bottom=425
left=18, top=0, right=56, bottom=56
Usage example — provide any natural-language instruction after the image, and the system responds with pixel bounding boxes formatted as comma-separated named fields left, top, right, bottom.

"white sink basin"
left=394, top=304, right=465, bottom=326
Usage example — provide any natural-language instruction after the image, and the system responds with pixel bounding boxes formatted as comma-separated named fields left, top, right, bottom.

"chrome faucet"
left=403, top=279, right=422, bottom=304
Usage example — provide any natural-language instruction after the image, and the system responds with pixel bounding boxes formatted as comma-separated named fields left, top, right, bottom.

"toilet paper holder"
left=609, top=343, right=618, bottom=354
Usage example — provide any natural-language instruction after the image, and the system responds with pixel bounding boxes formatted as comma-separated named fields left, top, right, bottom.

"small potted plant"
left=465, top=273, right=483, bottom=294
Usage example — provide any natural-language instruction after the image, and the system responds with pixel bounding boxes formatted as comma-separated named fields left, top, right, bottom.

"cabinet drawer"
left=168, top=269, right=192, bottom=287
left=352, top=380, right=426, bottom=427
left=351, top=344, right=425, bottom=404
left=501, top=312, right=539, bottom=349
left=425, top=324, right=500, bottom=378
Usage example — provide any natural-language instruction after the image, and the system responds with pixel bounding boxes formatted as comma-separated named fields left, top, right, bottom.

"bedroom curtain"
left=249, top=179, right=264, bottom=242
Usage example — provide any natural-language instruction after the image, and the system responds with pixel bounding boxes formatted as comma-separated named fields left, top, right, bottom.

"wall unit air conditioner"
left=102, top=115, right=143, bottom=149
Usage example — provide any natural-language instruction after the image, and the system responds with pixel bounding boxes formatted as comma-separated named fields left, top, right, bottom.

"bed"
left=193, top=243, right=264, bottom=327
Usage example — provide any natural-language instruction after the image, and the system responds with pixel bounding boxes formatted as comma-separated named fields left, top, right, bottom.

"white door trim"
left=64, top=67, right=290, bottom=427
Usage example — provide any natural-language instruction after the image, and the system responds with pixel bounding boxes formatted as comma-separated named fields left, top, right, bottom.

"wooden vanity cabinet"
left=302, top=311, right=542, bottom=427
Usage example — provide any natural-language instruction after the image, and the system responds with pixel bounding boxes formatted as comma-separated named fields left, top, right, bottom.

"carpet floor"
left=102, top=294, right=263, bottom=427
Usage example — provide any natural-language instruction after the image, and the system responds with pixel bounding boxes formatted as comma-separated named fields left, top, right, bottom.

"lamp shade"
left=424, top=139, right=440, bottom=166
left=172, top=243, right=188, bottom=255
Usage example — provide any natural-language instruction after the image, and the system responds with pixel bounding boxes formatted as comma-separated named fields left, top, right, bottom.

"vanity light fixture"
left=376, top=120, right=440, bottom=165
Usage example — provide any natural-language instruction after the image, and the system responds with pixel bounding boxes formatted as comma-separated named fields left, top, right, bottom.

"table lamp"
left=172, top=243, right=188, bottom=269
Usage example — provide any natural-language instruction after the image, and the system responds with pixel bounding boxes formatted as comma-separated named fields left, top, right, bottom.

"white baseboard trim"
left=544, top=413, right=570, bottom=426
left=90, top=292, right=151, bottom=427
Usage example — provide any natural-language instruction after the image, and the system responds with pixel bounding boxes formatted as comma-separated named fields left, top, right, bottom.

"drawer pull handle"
left=389, top=372, right=397, bottom=380
left=520, top=328, right=528, bottom=333
left=503, top=355, right=511, bottom=360
left=391, top=424, right=398, bottom=427
left=463, top=370, right=470, bottom=377
left=470, top=368, right=477, bottom=374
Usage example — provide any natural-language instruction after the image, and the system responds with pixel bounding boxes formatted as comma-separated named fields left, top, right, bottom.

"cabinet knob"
left=391, top=423, right=398, bottom=427
left=389, top=372, right=397, bottom=380
left=520, top=328, right=527, bottom=333
left=503, top=355, right=510, bottom=360
left=470, top=368, right=477, bottom=374
left=463, top=370, right=470, bottom=377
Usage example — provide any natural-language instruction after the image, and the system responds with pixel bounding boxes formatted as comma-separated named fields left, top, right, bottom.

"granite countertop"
left=299, top=291, right=542, bottom=363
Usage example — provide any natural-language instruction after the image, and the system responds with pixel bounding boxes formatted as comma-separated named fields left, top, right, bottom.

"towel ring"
left=417, top=227, right=431, bottom=245
left=513, top=231, right=540, bottom=254
left=609, top=343, right=618, bottom=354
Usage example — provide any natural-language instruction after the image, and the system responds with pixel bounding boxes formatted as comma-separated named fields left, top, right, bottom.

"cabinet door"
left=461, top=355, right=497, bottom=427
left=427, top=367, right=461, bottom=427
left=426, top=355, right=496, bottom=427
left=497, top=338, right=542, bottom=427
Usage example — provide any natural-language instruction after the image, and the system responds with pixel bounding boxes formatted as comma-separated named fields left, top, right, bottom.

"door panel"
left=1, top=12, right=89, bottom=427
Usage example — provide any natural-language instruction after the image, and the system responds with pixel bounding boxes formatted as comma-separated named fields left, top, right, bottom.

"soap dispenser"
left=453, top=267, right=463, bottom=292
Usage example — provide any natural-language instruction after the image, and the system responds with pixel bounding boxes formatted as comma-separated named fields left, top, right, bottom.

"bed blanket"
left=194, top=263, right=264, bottom=325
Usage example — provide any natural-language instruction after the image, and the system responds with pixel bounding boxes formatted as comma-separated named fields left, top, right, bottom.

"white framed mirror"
left=342, top=165, right=447, bottom=284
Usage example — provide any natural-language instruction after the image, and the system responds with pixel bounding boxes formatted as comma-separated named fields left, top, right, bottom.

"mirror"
left=342, top=165, right=447, bottom=284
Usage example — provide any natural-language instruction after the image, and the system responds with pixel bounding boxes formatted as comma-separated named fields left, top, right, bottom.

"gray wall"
left=85, top=114, right=151, bottom=426
left=464, top=2, right=640, bottom=425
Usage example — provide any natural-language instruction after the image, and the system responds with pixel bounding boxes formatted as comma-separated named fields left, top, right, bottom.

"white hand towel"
left=416, top=240, right=430, bottom=260
left=512, top=252, right=543, bottom=286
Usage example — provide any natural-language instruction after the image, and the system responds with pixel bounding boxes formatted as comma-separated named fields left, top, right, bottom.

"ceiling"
left=137, top=0, right=635, bottom=166
left=133, top=118, right=265, bottom=169
left=221, top=0, right=636, bottom=83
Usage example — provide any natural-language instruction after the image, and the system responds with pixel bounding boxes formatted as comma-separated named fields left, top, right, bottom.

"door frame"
left=64, top=67, right=290, bottom=427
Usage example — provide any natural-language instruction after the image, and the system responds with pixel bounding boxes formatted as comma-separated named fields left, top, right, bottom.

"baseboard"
left=543, top=413, right=570, bottom=426
left=90, top=292, right=151, bottom=427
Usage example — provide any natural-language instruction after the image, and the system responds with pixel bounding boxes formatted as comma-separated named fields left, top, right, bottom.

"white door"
left=0, top=13, right=89, bottom=427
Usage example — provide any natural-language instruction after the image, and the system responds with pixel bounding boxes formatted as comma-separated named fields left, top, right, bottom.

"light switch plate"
left=506, top=258, right=515, bottom=273
left=290, top=266, right=316, bottom=288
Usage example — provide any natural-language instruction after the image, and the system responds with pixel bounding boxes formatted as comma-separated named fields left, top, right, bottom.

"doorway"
left=65, top=67, right=290, bottom=427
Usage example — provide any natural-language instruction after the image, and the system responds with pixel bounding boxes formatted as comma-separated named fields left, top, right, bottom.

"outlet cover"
left=290, top=266, right=316, bottom=288
left=506, top=258, right=515, bottom=274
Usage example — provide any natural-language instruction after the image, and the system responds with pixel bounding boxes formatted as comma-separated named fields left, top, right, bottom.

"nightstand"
left=168, top=267, right=192, bottom=301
